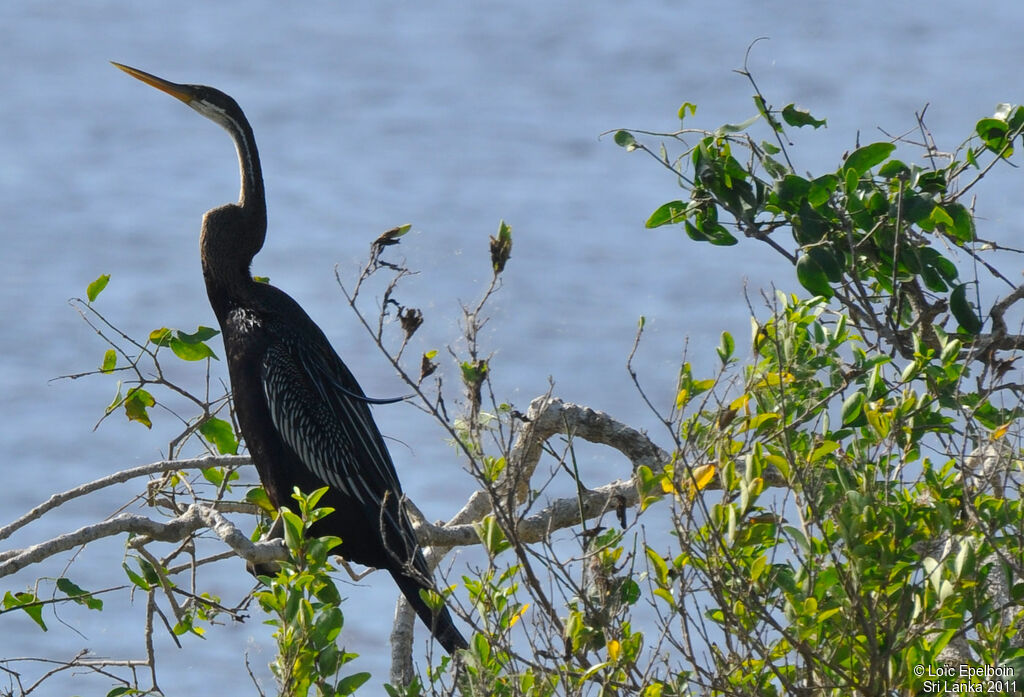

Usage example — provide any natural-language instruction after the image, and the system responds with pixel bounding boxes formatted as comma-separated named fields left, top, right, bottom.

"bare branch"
left=423, top=396, right=786, bottom=548
left=0, top=503, right=285, bottom=579
left=0, top=455, right=250, bottom=543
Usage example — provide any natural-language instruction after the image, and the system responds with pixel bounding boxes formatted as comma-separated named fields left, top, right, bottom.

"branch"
left=974, top=282, right=1024, bottom=356
left=0, top=503, right=285, bottom=579
left=418, top=396, right=786, bottom=548
left=0, top=455, right=251, bottom=543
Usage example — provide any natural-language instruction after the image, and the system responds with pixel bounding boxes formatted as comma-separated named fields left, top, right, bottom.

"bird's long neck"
left=231, top=115, right=266, bottom=228
left=231, top=115, right=264, bottom=225
left=200, top=112, right=268, bottom=306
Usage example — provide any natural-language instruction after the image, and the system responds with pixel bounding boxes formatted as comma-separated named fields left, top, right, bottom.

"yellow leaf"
left=750, top=554, right=767, bottom=581
left=690, top=463, right=716, bottom=493
left=675, top=388, right=689, bottom=410
left=993, top=423, right=1010, bottom=440
left=864, top=400, right=891, bottom=438
left=607, top=639, right=621, bottom=662
left=818, top=607, right=842, bottom=622
left=653, top=587, right=675, bottom=607
left=657, top=463, right=677, bottom=495
left=740, top=412, right=781, bottom=433
left=643, top=683, right=665, bottom=697
left=728, top=393, right=750, bottom=411
left=509, top=603, right=529, bottom=628
left=809, top=440, right=841, bottom=462
left=757, top=371, right=795, bottom=388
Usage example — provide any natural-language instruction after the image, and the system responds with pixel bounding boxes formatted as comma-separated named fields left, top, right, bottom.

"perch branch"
left=0, top=455, right=250, bottom=543
left=0, top=503, right=285, bottom=579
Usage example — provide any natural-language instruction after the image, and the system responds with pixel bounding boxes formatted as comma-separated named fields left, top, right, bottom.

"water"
left=2, top=1, right=1023, bottom=693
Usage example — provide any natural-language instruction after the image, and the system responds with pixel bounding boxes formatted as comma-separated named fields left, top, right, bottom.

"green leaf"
left=3, top=591, right=46, bottom=630
left=150, top=327, right=219, bottom=360
left=336, top=672, right=372, bottom=696
left=841, top=391, right=866, bottom=425
left=843, top=166, right=859, bottom=194
left=752, top=94, right=782, bottom=131
left=614, top=130, right=638, bottom=150
left=123, top=387, right=155, bottom=428
left=843, top=142, right=896, bottom=175
left=717, top=331, right=735, bottom=364
left=950, top=283, right=983, bottom=334
left=940, top=338, right=962, bottom=365
left=878, top=159, right=909, bottom=179
left=310, top=605, right=344, bottom=646
left=472, top=632, right=492, bottom=662
left=56, top=578, right=104, bottom=611
left=87, top=274, right=110, bottom=302
left=317, top=643, right=342, bottom=675
left=645, top=546, right=670, bottom=587
left=418, top=588, right=444, bottom=613
left=678, top=102, right=697, bottom=120
left=645, top=200, right=688, bottom=228
left=489, top=220, right=513, bottom=273
left=136, top=557, right=161, bottom=586
left=795, top=252, right=834, bottom=298
left=169, top=337, right=217, bottom=361
left=619, top=578, right=641, bottom=605
left=790, top=202, right=830, bottom=245
left=714, top=114, right=760, bottom=136
left=774, top=175, right=811, bottom=211
left=177, top=326, right=219, bottom=343
left=918, top=263, right=946, bottom=292
left=201, top=467, right=225, bottom=487
left=704, top=224, right=738, bottom=246
left=781, top=104, right=826, bottom=129
left=652, top=587, right=676, bottom=608
left=939, top=202, right=975, bottom=242
left=199, top=417, right=239, bottom=455
left=460, top=360, right=488, bottom=385
left=806, top=245, right=843, bottom=282
left=106, top=688, right=136, bottom=697
left=245, top=487, right=276, bottom=515
left=123, top=561, right=151, bottom=591
left=474, top=516, right=512, bottom=557
left=299, top=485, right=330, bottom=512
left=105, top=381, right=124, bottom=416
left=101, top=349, right=117, bottom=374
left=149, top=327, right=173, bottom=346
left=921, top=248, right=958, bottom=283
left=928, top=205, right=954, bottom=229
left=281, top=509, right=304, bottom=551
left=807, top=174, right=839, bottom=207
left=900, top=193, right=936, bottom=225
left=976, top=117, right=1010, bottom=153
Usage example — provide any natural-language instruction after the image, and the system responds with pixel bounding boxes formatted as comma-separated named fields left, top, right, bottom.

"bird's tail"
left=390, top=568, right=469, bottom=654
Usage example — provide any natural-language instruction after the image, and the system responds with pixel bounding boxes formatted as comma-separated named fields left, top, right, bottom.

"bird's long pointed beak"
left=111, top=62, right=196, bottom=105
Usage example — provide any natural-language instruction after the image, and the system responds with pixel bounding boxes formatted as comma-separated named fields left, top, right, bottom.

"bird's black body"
left=114, top=63, right=467, bottom=654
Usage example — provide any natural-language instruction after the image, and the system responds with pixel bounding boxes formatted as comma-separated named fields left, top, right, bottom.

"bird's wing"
left=260, top=339, right=411, bottom=546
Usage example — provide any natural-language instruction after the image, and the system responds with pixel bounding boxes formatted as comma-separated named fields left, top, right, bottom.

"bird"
left=112, top=62, right=468, bottom=654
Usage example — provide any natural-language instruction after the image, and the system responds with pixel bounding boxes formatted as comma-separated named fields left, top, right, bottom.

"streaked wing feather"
left=260, top=341, right=411, bottom=546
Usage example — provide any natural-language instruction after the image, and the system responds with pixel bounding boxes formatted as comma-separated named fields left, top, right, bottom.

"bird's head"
left=112, top=61, right=265, bottom=229
left=111, top=62, right=246, bottom=138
